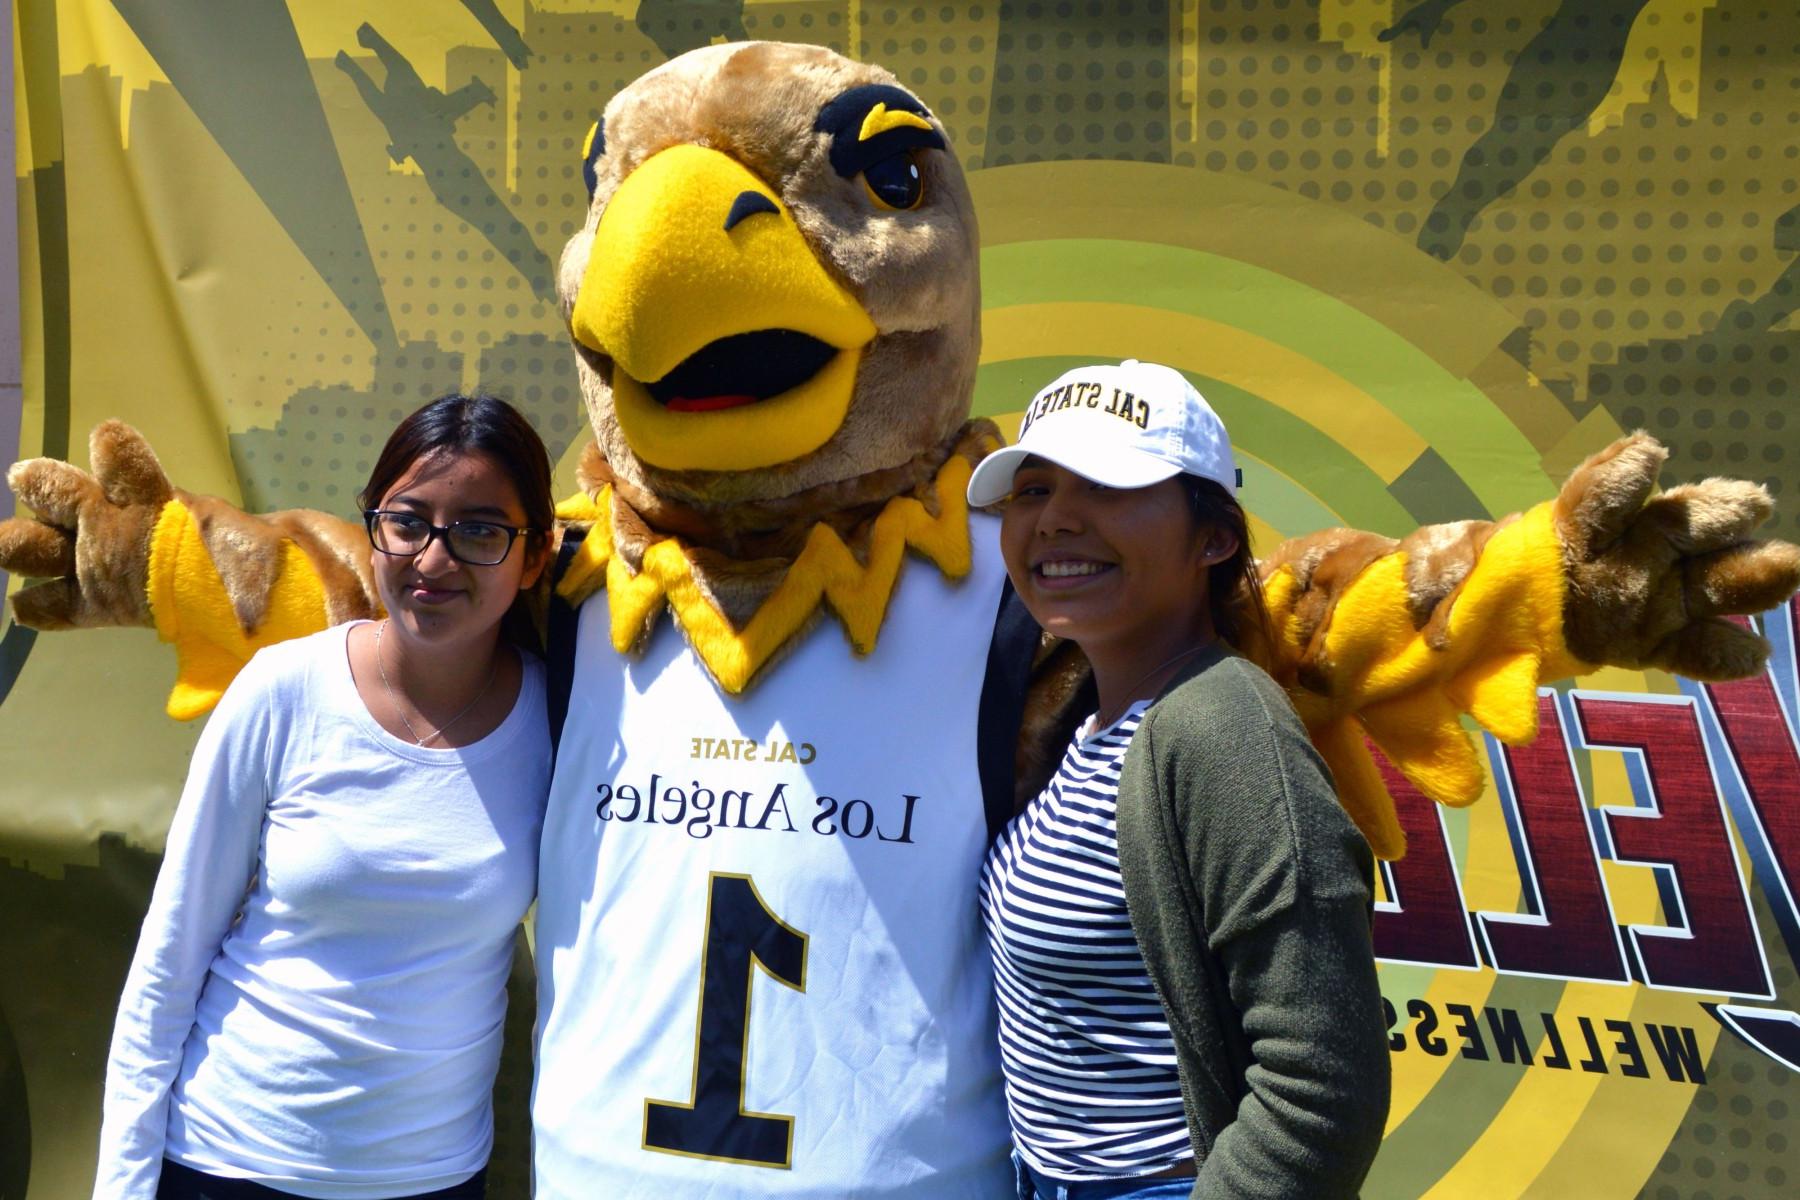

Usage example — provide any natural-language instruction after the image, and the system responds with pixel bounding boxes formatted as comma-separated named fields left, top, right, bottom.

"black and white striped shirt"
left=979, top=704, right=1193, bottom=1179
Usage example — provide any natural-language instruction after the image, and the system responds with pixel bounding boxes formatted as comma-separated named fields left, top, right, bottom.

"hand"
left=0, top=422, right=174, bottom=630
left=1377, top=0, right=1460, bottom=48
left=1556, top=433, right=1800, bottom=680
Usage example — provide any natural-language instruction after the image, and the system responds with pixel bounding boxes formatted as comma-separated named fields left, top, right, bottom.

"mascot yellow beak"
left=571, top=144, right=878, bottom=471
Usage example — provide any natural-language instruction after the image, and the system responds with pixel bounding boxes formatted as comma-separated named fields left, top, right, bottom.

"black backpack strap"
left=976, top=579, right=1041, bottom=843
left=546, top=535, right=585, bottom=758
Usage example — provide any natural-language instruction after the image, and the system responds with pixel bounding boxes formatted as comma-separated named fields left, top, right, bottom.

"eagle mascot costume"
left=4, top=41, right=1797, bottom=1199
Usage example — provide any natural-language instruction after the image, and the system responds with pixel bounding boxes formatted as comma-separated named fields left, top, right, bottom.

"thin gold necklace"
left=373, top=619, right=499, bottom=747
left=1094, top=641, right=1213, bottom=729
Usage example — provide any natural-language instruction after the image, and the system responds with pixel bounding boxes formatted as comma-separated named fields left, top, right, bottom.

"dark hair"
left=1178, top=475, right=1274, bottom=661
left=359, top=393, right=555, bottom=651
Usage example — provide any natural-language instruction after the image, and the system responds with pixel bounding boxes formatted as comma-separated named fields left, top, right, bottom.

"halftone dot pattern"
left=742, top=0, right=850, bottom=53
left=1644, top=887, right=1797, bottom=1200
left=478, top=332, right=583, bottom=446
left=853, top=5, right=999, bottom=168
left=447, top=45, right=509, bottom=194
left=1449, top=5, right=1800, bottom=538
left=230, top=9, right=641, bottom=513
left=100, top=4, right=1800, bottom=550
left=122, top=77, right=393, bottom=431
left=962, top=1, right=1797, bottom=538
left=214, top=1, right=1800, bottom=536
left=985, top=0, right=1175, bottom=167
left=229, top=345, right=465, bottom=514
left=517, top=9, right=660, bottom=245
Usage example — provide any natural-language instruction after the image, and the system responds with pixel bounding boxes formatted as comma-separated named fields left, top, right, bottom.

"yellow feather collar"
left=553, top=451, right=986, bottom=693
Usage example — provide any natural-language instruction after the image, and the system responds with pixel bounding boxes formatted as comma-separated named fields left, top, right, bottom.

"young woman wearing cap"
left=968, top=361, right=1389, bottom=1199
left=97, top=395, right=554, bottom=1200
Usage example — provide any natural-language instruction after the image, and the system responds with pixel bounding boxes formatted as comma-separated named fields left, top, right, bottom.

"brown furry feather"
left=1554, top=432, right=1800, bottom=679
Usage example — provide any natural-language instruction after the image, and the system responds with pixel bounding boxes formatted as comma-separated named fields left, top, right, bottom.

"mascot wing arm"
left=1258, top=432, right=1800, bottom=860
left=1, top=421, right=380, bottom=719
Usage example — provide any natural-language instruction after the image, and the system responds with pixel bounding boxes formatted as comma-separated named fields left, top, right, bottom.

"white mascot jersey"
left=533, top=516, right=1012, bottom=1197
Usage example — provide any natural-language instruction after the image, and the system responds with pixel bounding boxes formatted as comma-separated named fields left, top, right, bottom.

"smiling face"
left=369, top=449, right=548, bottom=654
left=1000, top=461, right=1230, bottom=661
left=558, top=42, right=981, bottom=508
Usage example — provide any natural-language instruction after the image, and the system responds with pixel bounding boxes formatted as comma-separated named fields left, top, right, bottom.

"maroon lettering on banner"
left=1702, top=601, right=1800, bottom=947
left=1477, top=693, right=1630, bottom=983
left=1572, top=694, right=1774, bottom=999
left=1371, top=745, right=1480, bottom=969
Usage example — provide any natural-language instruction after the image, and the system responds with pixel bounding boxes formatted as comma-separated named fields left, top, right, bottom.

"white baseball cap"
left=966, top=359, right=1239, bottom=507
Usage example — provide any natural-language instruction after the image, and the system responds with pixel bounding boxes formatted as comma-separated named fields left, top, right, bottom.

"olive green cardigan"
left=1115, top=645, right=1390, bottom=1199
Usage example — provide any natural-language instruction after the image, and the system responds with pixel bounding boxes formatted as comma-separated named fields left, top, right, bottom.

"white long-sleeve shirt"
left=97, top=622, right=548, bottom=1200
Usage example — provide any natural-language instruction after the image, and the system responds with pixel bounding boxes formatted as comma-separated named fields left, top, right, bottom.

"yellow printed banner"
left=4, top=3, right=1797, bottom=1198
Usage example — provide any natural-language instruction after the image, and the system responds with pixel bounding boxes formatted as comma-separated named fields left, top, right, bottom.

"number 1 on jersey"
left=643, top=872, right=809, bottom=1168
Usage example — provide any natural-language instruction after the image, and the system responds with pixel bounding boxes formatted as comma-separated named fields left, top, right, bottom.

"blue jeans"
left=1012, top=1152, right=1197, bottom=1200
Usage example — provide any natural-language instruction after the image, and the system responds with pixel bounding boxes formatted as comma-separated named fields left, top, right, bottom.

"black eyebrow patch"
left=813, top=84, right=945, bottom=180
left=724, top=190, right=780, bottom=231
left=581, top=116, right=606, bottom=197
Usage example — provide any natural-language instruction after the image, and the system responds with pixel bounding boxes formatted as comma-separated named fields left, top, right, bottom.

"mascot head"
left=558, top=42, right=981, bottom=517
left=561, top=39, right=986, bottom=510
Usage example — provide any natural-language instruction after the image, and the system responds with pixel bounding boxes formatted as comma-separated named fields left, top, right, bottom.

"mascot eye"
left=862, top=152, right=924, bottom=211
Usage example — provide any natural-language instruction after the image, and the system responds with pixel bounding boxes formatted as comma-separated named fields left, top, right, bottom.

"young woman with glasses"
left=97, top=395, right=554, bottom=1200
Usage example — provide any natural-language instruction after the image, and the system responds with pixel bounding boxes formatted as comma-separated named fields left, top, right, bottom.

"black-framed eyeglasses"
left=363, top=509, right=535, bottom=566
